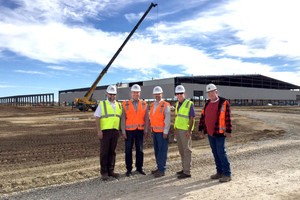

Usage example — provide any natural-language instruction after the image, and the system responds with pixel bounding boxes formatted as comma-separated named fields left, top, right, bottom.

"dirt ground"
left=0, top=105, right=299, bottom=199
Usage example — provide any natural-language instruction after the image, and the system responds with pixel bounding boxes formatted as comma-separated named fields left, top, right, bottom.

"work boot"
left=176, top=170, right=184, bottom=175
left=109, top=171, right=119, bottom=178
left=102, top=173, right=109, bottom=181
left=154, top=171, right=165, bottom=178
left=177, top=173, right=191, bottom=179
left=126, top=171, right=132, bottom=177
left=151, top=169, right=158, bottom=174
left=219, top=175, right=232, bottom=183
left=210, top=173, right=223, bottom=179
left=137, top=168, right=146, bottom=175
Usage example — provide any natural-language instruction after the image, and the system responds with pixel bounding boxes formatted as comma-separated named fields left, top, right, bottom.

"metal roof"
left=175, top=74, right=300, bottom=90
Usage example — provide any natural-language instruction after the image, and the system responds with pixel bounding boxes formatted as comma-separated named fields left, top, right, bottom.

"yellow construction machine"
left=74, top=3, right=157, bottom=111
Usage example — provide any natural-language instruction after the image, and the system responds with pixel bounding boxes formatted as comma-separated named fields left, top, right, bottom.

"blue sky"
left=1, top=0, right=300, bottom=101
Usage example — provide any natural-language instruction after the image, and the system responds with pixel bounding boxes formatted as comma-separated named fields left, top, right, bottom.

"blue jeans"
left=208, top=135, right=231, bottom=177
left=153, top=132, right=169, bottom=173
left=125, top=129, right=144, bottom=172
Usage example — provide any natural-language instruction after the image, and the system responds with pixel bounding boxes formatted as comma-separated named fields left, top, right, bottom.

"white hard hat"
left=175, top=85, right=185, bottom=93
left=153, top=86, right=163, bottom=94
left=206, top=83, right=217, bottom=93
left=131, top=84, right=141, bottom=92
left=106, top=85, right=117, bottom=94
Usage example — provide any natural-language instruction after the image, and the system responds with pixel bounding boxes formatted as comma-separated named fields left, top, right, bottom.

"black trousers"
left=125, top=129, right=144, bottom=172
left=100, top=129, right=119, bottom=175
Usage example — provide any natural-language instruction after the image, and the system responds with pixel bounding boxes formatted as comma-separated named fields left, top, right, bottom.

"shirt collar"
left=155, top=99, right=163, bottom=104
left=211, top=98, right=219, bottom=103
left=131, top=98, right=139, bottom=103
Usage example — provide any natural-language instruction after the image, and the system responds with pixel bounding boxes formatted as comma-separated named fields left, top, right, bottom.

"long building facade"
left=59, top=74, right=300, bottom=107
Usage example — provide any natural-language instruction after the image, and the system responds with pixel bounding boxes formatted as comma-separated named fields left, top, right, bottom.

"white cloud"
left=14, top=70, right=46, bottom=75
left=47, top=66, right=67, bottom=70
left=0, top=85, right=17, bottom=88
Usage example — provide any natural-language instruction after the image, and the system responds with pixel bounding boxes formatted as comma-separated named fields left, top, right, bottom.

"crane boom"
left=74, top=3, right=157, bottom=111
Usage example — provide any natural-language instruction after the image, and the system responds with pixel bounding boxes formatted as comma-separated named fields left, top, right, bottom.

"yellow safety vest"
left=100, top=100, right=122, bottom=130
left=174, top=99, right=195, bottom=131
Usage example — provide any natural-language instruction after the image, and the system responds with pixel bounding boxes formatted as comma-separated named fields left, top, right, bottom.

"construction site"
left=1, top=2, right=300, bottom=200
left=0, top=104, right=300, bottom=199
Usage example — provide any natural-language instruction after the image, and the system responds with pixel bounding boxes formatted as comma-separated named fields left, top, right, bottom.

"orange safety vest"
left=123, top=99, right=147, bottom=130
left=218, top=102, right=226, bottom=133
left=150, top=100, right=170, bottom=132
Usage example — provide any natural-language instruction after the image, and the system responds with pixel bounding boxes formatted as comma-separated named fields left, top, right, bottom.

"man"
left=174, top=85, right=195, bottom=179
left=121, top=84, right=149, bottom=177
left=150, top=86, right=171, bottom=178
left=94, top=85, right=122, bottom=180
left=198, top=83, right=232, bottom=182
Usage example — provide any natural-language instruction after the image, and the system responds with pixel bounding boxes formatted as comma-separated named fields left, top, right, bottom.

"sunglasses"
left=176, top=93, right=184, bottom=95
left=108, top=93, right=116, bottom=96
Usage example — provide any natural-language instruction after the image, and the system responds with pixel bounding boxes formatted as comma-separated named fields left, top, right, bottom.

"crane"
left=74, top=3, right=157, bottom=111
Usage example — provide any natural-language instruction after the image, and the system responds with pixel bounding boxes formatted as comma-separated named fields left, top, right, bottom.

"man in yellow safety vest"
left=174, top=85, right=195, bottom=179
left=94, top=85, right=122, bottom=180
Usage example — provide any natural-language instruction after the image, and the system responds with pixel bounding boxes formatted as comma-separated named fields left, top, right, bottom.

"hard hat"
left=153, top=86, right=163, bottom=94
left=131, top=84, right=141, bottom=92
left=175, top=85, right=185, bottom=93
left=206, top=83, right=217, bottom=93
left=106, top=85, right=117, bottom=94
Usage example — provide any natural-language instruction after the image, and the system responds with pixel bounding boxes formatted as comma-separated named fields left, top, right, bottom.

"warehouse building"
left=59, top=74, right=300, bottom=107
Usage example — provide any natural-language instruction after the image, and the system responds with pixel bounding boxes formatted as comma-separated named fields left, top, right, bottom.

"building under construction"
left=59, top=74, right=300, bottom=107
left=0, top=93, right=55, bottom=106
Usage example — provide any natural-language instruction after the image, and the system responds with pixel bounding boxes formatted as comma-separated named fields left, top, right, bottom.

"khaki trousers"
left=176, top=129, right=192, bottom=175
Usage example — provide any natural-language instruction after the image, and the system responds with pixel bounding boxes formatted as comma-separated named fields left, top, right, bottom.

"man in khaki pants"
left=174, top=85, right=195, bottom=179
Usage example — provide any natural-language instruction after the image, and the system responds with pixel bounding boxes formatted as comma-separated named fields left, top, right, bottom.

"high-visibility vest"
left=150, top=100, right=170, bottom=132
left=123, top=99, right=147, bottom=130
left=201, top=100, right=227, bottom=134
left=219, top=102, right=226, bottom=133
left=99, top=100, right=122, bottom=130
left=174, top=99, right=195, bottom=131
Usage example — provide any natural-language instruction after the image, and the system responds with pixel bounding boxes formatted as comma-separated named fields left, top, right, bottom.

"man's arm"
left=224, top=100, right=232, bottom=137
left=121, top=106, right=127, bottom=139
left=186, top=103, right=195, bottom=138
left=144, top=104, right=149, bottom=138
left=163, top=104, right=171, bottom=139
left=95, top=117, right=103, bottom=139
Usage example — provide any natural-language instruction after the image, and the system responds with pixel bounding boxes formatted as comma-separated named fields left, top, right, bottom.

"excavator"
left=74, top=3, right=157, bottom=111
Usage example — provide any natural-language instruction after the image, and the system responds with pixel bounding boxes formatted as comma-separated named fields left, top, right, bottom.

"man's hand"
left=224, top=132, right=232, bottom=138
left=198, top=131, right=204, bottom=139
left=97, top=130, right=103, bottom=139
left=163, top=133, right=168, bottom=139
left=144, top=132, right=148, bottom=139
left=185, top=131, right=191, bottom=138
left=122, top=133, right=127, bottom=139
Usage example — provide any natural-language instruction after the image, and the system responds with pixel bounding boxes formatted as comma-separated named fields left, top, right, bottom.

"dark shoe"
left=154, top=171, right=165, bottom=178
left=151, top=169, right=158, bottom=174
left=219, top=175, right=231, bottom=182
left=102, top=173, right=109, bottom=180
left=177, top=173, right=191, bottom=179
left=211, top=173, right=223, bottom=179
left=126, top=171, right=131, bottom=177
left=137, top=168, right=146, bottom=175
left=176, top=170, right=184, bottom=175
left=109, top=171, right=119, bottom=178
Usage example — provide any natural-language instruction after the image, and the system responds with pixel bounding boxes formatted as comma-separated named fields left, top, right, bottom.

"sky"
left=1, top=0, right=300, bottom=101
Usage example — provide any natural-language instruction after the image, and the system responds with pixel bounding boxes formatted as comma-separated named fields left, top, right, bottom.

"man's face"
left=131, top=91, right=140, bottom=101
left=207, top=90, right=218, bottom=101
left=176, top=92, right=185, bottom=102
left=154, top=93, right=163, bottom=102
left=107, top=93, right=116, bottom=102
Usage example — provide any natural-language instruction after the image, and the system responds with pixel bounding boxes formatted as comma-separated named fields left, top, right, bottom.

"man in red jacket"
left=198, top=83, right=232, bottom=182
